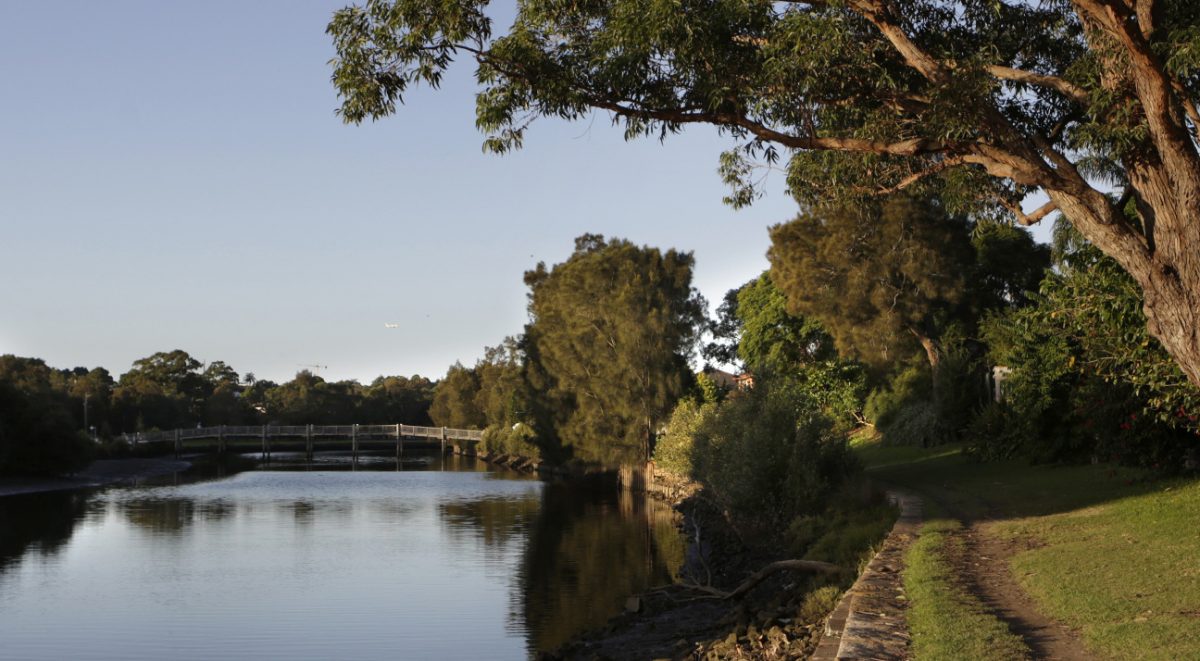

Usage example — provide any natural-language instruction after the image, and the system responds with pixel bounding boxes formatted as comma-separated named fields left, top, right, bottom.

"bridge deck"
left=119, top=424, right=482, bottom=458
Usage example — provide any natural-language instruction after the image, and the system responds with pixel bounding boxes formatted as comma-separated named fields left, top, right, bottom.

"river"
left=0, top=453, right=685, bottom=660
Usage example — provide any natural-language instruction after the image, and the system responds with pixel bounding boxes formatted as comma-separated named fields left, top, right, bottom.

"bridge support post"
left=305, top=424, right=313, bottom=461
left=218, top=425, right=226, bottom=455
left=441, top=427, right=447, bottom=456
left=352, top=424, right=359, bottom=462
left=174, top=429, right=181, bottom=458
left=261, top=425, right=269, bottom=461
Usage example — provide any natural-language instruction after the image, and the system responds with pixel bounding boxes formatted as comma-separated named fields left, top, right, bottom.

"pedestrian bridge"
left=120, top=424, right=483, bottom=460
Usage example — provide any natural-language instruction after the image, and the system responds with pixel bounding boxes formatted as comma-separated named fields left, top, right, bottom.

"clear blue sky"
left=1, top=1, right=804, bottom=383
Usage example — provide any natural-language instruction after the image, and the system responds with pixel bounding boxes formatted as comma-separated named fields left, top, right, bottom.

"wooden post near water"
left=218, top=425, right=226, bottom=455
left=305, top=424, right=313, bottom=461
left=441, top=427, right=447, bottom=456
left=261, top=425, right=269, bottom=461
left=174, top=429, right=181, bottom=458
left=351, top=424, right=359, bottom=461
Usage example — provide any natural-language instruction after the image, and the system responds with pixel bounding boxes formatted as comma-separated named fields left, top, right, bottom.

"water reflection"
left=0, top=489, right=89, bottom=573
left=518, top=482, right=685, bottom=653
left=0, top=456, right=684, bottom=659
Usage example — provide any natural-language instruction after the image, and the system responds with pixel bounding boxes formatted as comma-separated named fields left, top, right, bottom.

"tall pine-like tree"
left=524, top=235, right=705, bottom=465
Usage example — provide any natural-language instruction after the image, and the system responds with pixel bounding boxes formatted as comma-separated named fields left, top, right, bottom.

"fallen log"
left=680, top=559, right=844, bottom=601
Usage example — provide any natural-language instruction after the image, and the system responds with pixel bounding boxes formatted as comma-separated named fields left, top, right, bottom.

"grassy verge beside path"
left=904, top=518, right=1030, bottom=660
left=852, top=432, right=1200, bottom=660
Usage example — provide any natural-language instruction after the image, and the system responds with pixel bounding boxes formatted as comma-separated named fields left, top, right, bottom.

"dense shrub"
left=880, top=401, right=947, bottom=448
left=0, top=382, right=96, bottom=476
left=654, top=378, right=859, bottom=528
left=652, top=398, right=715, bottom=478
left=865, top=340, right=987, bottom=447
left=977, top=239, right=1200, bottom=467
left=933, top=343, right=988, bottom=437
left=864, top=365, right=930, bottom=429
left=789, top=360, right=868, bottom=432
left=963, top=402, right=1029, bottom=461
left=480, top=422, right=541, bottom=461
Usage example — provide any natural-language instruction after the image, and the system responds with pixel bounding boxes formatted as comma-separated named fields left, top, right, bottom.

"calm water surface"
left=0, top=454, right=684, bottom=660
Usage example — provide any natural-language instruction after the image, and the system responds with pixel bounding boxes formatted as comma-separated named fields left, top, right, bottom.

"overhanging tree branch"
left=588, top=98, right=957, bottom=155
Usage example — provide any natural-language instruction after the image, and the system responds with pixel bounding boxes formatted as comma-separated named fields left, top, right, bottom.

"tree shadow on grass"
left=864, top=444, right=1178, bottom=521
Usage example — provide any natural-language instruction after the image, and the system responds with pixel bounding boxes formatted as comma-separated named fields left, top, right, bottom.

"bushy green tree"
left=0, top=356, right=115, bottom=436
left=429, top=362, right=486, bottom=429
left=328, top=0, right=1200, bottom=390
left=652, top=398, right=716, bottom=479
left=473, top=338, right=529, bottom=428
left=970, top=221, right=1052, bottom=313
left=769, top=196, right=973, bottom=381
left=112, top=350, right=212, bottom=430
left=361, top=374, right=436, bottom=424
left=736, top=272, right=835, bottom=375
left=524, top=234, right=705, bottom=465
left=654, top=378, right=857, bottom=529
left=702, top=285, right=744, bottom=369
left=264, top=370, right=361, bottom=425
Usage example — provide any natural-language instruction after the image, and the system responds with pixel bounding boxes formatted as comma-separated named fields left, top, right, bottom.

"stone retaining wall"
left=811, top=489, right=923, bottom=660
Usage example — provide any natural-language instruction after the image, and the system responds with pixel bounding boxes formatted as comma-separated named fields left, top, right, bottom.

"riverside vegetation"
left=7, top=216, right=1198, bottom=657
left=6, top=1, right=1200, bottom=657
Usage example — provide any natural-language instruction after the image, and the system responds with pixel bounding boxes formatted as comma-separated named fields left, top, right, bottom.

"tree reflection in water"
left=0, top=490, right=89, bottom=574
left=434, top=478, right=686, bottom=655
left=517, top=482, right=685, bottom=654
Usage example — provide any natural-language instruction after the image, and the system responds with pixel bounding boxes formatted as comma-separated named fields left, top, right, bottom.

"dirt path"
left=948, top=521, right=1094, bottom=661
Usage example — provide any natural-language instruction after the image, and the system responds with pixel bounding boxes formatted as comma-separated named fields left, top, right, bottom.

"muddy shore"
left=0, top=458, right=193, bottom=498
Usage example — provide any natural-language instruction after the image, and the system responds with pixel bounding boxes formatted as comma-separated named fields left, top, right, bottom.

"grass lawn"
left=852, top=432, right=1200, bottom=660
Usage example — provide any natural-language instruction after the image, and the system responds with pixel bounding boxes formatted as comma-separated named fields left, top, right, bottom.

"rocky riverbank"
left=0, top=457, right=192, bottom=498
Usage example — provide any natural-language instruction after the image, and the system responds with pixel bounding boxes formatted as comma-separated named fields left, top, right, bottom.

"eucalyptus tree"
left=328, top=0, right=1200, bottom=388
left=524, top=234, right=705, bottom=465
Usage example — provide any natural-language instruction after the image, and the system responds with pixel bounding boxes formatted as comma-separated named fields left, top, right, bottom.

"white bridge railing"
left=119, top=424, right=483, bottom=446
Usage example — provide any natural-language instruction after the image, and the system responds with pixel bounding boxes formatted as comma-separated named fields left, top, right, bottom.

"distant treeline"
left=0, top=352, right=436, bottom=475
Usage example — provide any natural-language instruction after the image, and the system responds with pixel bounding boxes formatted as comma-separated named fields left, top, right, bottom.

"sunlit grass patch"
left=858, top=430, right=1200, bottom=660
left=904, top=519, right=1029, bottom=660
left=850, top=429, right=965, bottom=471
left=996, top=480, right=1200, bottom=660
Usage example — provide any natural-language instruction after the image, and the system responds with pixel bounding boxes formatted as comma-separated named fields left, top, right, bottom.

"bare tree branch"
left=860, top=156, right=968, bottom=196
left=680, top=559, right=843, bottom=600
left=985, top=65, right=1090, bottom=105
left=999, top=198, right=1060, bottom=226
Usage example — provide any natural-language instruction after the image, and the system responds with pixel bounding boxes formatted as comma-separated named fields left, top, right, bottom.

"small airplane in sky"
left=384, top=323, right=400, bottom=329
